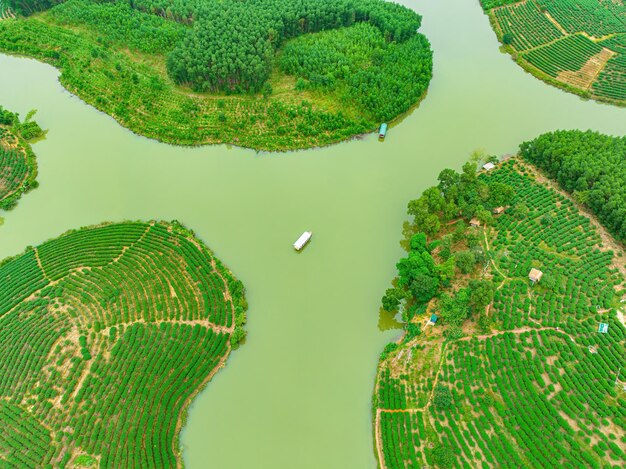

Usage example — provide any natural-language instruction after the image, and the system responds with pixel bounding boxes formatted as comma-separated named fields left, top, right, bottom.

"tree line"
left=164, top=0, right=424, bottom=93
left=520, top=130, right=626, bottom=242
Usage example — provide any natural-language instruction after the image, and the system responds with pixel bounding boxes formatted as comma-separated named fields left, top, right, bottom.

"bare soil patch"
left=557, top=48, right=615, bottom=89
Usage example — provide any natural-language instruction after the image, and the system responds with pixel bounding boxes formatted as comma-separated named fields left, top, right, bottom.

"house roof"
left=483, top=162, right=495, bottom=171
left=529, top=268, right=543, bottom=282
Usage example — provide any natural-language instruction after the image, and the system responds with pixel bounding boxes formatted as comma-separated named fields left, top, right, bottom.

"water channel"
left=0, top=0, right=625, bottom=467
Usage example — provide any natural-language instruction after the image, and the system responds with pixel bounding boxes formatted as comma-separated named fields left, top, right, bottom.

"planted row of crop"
left=0, top=221, right=246, bottom=467
left=375, top=160, right=625, bottom=467
left=523, top=33, right=603, bottom=77
left=494, top=1, right=562, bottom=51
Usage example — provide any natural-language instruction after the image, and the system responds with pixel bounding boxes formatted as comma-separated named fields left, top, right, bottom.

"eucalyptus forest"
left=0, top=0, right=433, bottom=150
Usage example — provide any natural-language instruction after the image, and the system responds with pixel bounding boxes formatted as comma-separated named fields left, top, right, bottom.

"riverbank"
left=0, top=1, right=433, bottom=151
left=373, top=157, right=626, bottom=467
left=482, top=0, right=626, bottom=107
left=0, top=220, right=247, bottom=468
left=3, top=0, right=626, bottom=466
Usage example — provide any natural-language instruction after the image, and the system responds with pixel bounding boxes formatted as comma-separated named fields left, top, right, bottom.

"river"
left=0, top=0, right=625, bottom=467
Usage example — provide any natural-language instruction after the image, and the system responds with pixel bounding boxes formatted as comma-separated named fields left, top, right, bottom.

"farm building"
left=470, top=218, right=481, bottom=228
left=482, top=162, right=495, bottom=171
left=529, top=268, right=543, bottom=284
left=428, top=314, right=438, bottom=325
left=493, top=206, right=505, bottom=215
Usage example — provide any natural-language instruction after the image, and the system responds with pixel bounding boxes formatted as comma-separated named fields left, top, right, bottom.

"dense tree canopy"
left=165, top=0, right=426, bottom=94
left=6, top=0, right=63, bottom=16
left=520, top=130, right=626, bottom=242
left=382, top=160, right=514, bottom=323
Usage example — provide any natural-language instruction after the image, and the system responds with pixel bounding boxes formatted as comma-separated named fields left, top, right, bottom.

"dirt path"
left=617, top=310, right=626, bottom=329
left=557, top=48, right=615, bottom=90
left=483, top=228, right=509, bottom=280
left=542, top=10, right=568, bottom=36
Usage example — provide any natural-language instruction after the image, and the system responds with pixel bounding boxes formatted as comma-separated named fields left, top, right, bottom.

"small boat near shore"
left=293, top=231, right=312, bottom=251
left=378, top=123, right=388, bottom=141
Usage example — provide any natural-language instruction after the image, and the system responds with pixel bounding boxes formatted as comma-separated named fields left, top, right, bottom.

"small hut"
left=493, top=206, right=505, bottom=215
left=482, top=162, right=495, bottom=171
left=529, top=268, right=543, bottom=284
left=470, top=218, right=481, bottom=228
left=429, top=314, right=439, bottom=325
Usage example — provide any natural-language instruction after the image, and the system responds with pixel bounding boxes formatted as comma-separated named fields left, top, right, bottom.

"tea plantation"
left=0, top=105, right=40, bottom=211
left=0, top=220, right=247, bottom=468
left=374, top=158, right=626, bottom=467
left=482, top=0, right=626, bottom=105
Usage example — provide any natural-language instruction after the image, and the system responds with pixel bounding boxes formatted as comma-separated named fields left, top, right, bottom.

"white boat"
left=293, top=231, right=312, bottom=251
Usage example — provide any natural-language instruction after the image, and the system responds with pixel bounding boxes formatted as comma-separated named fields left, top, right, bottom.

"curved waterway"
left=1, top=0, right=626, bottom=467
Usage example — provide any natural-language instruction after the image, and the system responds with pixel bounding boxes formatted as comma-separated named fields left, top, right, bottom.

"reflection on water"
left=378, top=308, right=404, bottom=331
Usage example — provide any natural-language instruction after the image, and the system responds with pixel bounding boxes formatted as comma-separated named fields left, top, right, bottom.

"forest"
left=0, top=104, right=41, bottom=211
left=0, top=220, right=247, bottom=467
left=375, top=157, right=626, bottom=467
left=0, top=0, right=433, bottom=149
left=166, top=0, right=424, bottom=94
left=520, top=130, right=626, bottom=243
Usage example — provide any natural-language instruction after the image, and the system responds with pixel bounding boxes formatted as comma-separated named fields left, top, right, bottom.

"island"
left=0, top=220, right=247, bottom=468
left=0, top=0, right=433, bottom=151
left=0, top=104, right=41, bottom=212
left=374, top=143, right=626, bottom=467
left=481, top=0, right=626, bottom=105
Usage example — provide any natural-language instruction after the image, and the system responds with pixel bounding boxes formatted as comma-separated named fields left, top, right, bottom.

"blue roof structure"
left=430, top=314, right=438, bottom=323
left=598, top=323, right=609, bottom=333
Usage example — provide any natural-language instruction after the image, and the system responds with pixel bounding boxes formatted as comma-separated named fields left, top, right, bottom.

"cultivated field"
left=0, top=117, right=38, bottom=211
left=374, top=159, right=626, bottom=468
left=0, top=221, right=247, bottom=468
left=484, top=0, right=626, bottom=105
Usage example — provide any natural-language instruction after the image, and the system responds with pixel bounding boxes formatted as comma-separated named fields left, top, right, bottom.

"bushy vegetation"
left=0, top=0, right=433, bottom=150
left=0, top=220, right=247, bottom=467
left=374, top=157, right=626, bottom=468
left=49, top=0, right=186, bottom=55
left=0, top=104, right=41, bottom=211
left=483, top=0, right=626, bottom=106
left=279, top=23, right=432, bottom=122
left=520, top=130, right=626, bottom=242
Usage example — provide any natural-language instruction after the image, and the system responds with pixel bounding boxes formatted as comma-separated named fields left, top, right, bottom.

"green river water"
left=1, top=0, right=625, bottom=467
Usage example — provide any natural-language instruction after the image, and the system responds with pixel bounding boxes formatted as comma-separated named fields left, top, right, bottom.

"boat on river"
left=378, top=123, right=387, bottom=141
left=293, top=231, right=312, bottom=251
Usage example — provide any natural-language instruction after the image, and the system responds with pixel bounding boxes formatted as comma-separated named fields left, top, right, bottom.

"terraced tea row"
left=0, top=220, right=247, bottom=468
left=483, top=0, right=626, bottom=105
left=0, top=104, right=39, bottom=211
left=374, top=158, right=626, bottom=467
